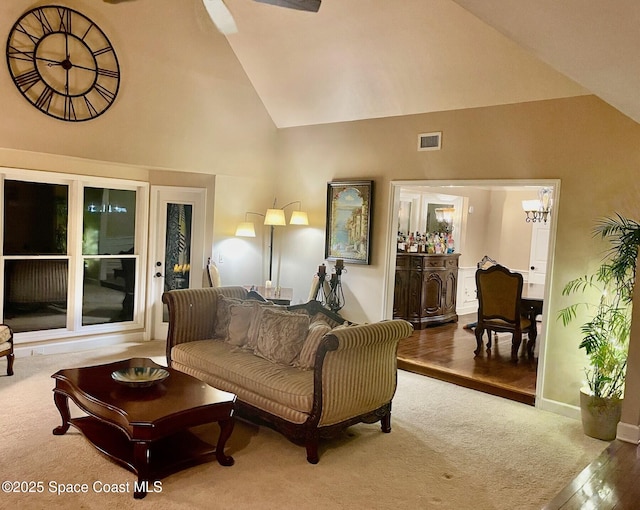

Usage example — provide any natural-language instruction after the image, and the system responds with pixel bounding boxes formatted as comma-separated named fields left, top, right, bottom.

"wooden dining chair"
left=474, top=264, right=533, bottom=363
left=206, top=257, right=222, bottom=288
left=464, top=255, right=499, bottom=332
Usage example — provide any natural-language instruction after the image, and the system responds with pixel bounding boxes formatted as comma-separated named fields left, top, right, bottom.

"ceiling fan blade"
left=253, top=0, right=321, bottom=13
left=203, top=0, right=238, bottom=34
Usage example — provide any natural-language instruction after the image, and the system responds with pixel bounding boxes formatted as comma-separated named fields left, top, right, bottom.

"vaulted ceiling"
left=220, top=0, right=639, bottom=128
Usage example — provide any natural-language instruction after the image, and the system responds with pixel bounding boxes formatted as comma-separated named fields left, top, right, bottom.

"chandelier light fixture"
left=522, top=187, right=553, bottom=223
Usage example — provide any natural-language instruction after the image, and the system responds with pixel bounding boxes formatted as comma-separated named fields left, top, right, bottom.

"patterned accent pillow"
left=254, top=308, right=310, bottom=366
left=226, top=302, right=257, bottom=347
left=296, top=320, right=332, bottom=370
left=245, top=304, right=306, bottom=350
left=214, top=295, right=243, bottom=339
left=215, top=296, right=273, bottom=341
left=310, top=312, right=343, bottom=329
left=332, top=321, right=358, bottom=330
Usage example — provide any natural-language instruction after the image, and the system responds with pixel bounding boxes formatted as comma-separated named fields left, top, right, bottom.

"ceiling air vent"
left=418, top=132, right=442, bottom=151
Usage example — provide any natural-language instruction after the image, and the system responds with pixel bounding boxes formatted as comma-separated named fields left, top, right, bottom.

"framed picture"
left=325, top=180, right=374, bottom=265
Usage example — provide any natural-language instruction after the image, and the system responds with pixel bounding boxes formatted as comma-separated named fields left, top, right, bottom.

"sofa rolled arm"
left=162, top=286, right=248, bottom=363
left=314, top=319, right=414, bottom=426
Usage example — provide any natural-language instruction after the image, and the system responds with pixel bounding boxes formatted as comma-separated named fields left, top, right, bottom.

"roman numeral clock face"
left=6, top=5, right=120, bottom=122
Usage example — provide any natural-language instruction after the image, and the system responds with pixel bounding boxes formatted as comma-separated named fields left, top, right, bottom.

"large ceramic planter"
left=579, top=388, right=623, bottom=441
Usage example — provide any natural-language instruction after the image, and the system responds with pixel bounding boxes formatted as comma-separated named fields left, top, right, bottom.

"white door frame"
left=385, top=179, right=560, bottom=407
left=146, top=186, right=207, bottom=341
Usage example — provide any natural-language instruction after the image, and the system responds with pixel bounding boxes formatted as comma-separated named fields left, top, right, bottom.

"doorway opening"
left=386, top=179, right=559, bottom=405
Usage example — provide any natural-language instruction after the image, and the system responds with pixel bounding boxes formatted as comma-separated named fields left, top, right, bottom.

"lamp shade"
left=264, top=208, right=286, bottom=226
left=289, top=210, right=309, bottom=225
left=235, top=221, right=256, bottom=237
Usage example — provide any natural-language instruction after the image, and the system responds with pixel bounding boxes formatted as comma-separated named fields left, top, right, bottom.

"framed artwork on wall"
left=325, top=180, right=374, bottom=265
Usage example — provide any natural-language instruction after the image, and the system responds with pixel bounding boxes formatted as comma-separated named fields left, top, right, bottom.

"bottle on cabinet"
left=397, top=230, right=455, bottom=254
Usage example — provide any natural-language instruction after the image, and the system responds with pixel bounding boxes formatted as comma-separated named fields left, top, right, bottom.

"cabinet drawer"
left=395, top=254, right=411, bottom=269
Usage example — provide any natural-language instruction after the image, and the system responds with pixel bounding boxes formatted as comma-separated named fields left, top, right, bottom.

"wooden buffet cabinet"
left=393, top=253, right=460, bottom=329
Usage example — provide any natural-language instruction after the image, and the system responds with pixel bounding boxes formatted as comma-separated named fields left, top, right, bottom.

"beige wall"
left=0, top=1, right=277, bottom=178
left=274, top=95, right=640, bottom=410
left=0, top=1, right=279, bottom=297
left=2, top=1, right=640, bottom=421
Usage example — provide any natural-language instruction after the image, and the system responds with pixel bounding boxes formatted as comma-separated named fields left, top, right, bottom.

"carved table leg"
left=133, top=441, right=150, bottom=499
left=52, top=391, right=70, bottom=435
left=215, top=418, right=235, bottom=466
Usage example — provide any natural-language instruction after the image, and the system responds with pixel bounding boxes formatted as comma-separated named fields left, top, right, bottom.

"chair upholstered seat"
left=483, top=317, right=532, bottom=331
left=0, top=324, right=14, bottom=376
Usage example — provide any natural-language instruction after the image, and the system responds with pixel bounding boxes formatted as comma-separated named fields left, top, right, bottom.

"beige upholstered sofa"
left=162, top=286, right=413, bottom=463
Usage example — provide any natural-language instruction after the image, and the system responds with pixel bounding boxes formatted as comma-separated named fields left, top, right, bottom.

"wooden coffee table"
left=52, top=358, right=236, bottom=499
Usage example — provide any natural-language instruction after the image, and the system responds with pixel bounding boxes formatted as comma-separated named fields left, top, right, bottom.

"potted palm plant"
left=558, top=214, right=640, bottom=440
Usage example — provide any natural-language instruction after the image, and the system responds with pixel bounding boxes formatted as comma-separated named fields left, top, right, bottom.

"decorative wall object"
left=325, top=180, right=373, bottom=265
left=6, top=5, right=120, bottom=121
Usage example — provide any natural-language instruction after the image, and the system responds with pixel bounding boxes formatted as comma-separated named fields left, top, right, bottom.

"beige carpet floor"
left=0, top=341, right=606, bottom=509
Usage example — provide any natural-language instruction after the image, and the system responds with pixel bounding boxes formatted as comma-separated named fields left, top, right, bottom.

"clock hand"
left=35, top=56, right=64, bottom=66
left=64, top=62, right=97, bottom=73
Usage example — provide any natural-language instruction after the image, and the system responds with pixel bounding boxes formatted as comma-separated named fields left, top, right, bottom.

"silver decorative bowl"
left=111, top=367, right=169, bottom=388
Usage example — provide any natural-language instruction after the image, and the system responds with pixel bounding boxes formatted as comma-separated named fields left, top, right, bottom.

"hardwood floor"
left=543, top=440, right=640, bottom=509
left=398, top=313, right=640, bottom=509
left=397, top=312, right=538, bottom=405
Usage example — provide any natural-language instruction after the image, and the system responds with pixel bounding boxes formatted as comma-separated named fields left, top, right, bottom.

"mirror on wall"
left=426, top=203, right=455, bottom=234
left=398, top=201, right=412, bottom=235
left=397, top=189, right=463, bottom=253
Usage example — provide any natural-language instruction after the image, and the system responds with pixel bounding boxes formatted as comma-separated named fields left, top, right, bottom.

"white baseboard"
left=616, top=422, right=640, bottom=444
left=456, top=304, right=477, bottom=316
left=14, top=331, right=146, bottom=358
left=536, top=396, right=581, bottom=421
left=538, top=398, right=639, bottom=443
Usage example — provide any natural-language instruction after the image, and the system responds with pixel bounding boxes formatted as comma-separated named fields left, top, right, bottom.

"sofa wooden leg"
left=6, top=353, right=14, bottom=376
left=306, top=435, right=319, bottom=464
left=381, top=412, right=391, bottom=433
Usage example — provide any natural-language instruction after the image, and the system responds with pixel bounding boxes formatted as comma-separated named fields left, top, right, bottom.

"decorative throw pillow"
left=226, top=302, right=257, bottom=347
left=214, top=295, right=243, bottom=339
left=332, top=321, right=357, bottom=330
left=310, top=312, right=343, bottom=329
left=254, top=308, right=310, bottom=366
left=296, top=320, right=332, bottom=370
left=244, top=301, right=279, bottom=350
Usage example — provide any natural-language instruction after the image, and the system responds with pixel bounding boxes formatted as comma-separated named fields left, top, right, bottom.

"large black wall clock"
left=6, top=5, right=120, bottom=122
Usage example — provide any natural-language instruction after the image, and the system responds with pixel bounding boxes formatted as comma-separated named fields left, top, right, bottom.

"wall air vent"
left=418, top=132, right=442, bottom=151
